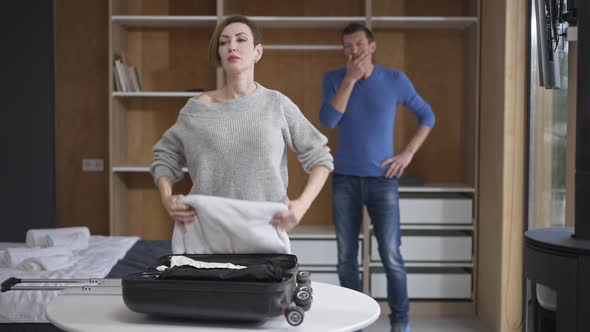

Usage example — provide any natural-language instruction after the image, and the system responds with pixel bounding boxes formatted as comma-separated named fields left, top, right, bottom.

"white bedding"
left=0, top=236, right=138, bottom=323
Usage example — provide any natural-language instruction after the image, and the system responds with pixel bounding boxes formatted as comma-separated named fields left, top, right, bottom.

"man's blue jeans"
left=332, top=174, right=409, bottom=325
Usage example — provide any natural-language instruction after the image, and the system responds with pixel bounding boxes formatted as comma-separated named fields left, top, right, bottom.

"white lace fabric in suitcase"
left=173, top=195, right=291, bottom=255
left=155, top=255, right=247, bottom=271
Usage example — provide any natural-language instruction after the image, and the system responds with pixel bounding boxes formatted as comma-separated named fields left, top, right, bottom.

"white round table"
left=46, top=281, right=380, bottom=332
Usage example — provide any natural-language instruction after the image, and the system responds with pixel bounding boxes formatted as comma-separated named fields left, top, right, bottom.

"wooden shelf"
left=371, top=16, right=478, bottom=29
left=112, top=166, right=188, bottom=173
left=112, top=15, right=217, bottom=28
left=112, top=91, right=201, bottom=97
left=399, top=185, right=475, bottom=193
left=111, top=15, right=477, bottom=30
left=264, top=44, right=342, bottom=51
left=248, top=16, right=365, bottom=28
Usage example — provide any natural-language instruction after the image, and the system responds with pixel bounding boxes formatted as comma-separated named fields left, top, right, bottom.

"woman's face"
left=218, top=22, right=262, bottom=73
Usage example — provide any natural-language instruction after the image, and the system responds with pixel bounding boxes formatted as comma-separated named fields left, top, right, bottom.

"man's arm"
left=330, top=52, right=372, bottom=113
left=330, top=77, right=356, bottom=113
left=381, top=125, right=432, bottom=179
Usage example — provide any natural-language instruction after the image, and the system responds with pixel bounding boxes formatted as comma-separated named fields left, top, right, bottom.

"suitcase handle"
left=1, top=277, right=22, bottom=293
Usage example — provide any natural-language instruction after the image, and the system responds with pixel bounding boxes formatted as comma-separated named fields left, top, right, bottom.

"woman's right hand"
left=162, top=194, right=197, bottom=231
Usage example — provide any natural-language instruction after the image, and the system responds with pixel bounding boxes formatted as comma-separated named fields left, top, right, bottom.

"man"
left=319, top=23, right=435, bottom=332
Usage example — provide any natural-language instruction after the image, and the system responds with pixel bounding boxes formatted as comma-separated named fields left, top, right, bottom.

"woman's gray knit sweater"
left=151, top=83, right=334, bottom=203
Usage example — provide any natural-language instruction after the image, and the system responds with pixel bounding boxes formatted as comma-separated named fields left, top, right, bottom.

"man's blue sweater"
left=320, top=65, right=436, bottom=177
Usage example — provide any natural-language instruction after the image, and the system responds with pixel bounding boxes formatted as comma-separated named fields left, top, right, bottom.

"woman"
left=151, top=16, right=333, bottom=241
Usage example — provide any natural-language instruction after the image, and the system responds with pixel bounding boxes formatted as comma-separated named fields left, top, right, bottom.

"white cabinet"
left=370, top=271, right=472, bottom=299
left=289, top=187, right=476, bottom=302
left=400, top=198, right=472, bottom=224
left=290, top=239, right=362, bottom=266
left=371, top=234, right=473, bottom=262
left=368, top=189, right=475, bottom=301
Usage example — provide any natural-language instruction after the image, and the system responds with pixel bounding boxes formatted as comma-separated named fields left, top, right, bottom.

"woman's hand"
left=271, top=199, right=308, bottom=232
left=162, top=194, right=196, bottom=232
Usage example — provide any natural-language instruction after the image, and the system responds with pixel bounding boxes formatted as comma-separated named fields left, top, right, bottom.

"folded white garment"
left=16, top=255, right=77, bottom=271
left=174, top=195, right=290, bottom=255
left=26, top=227, right=90, bottom=248
left=156, top=256, right=247, bottom=271
left=1, top=247, right=74, bottom=267
left=45, top=232, right=89, bottom=250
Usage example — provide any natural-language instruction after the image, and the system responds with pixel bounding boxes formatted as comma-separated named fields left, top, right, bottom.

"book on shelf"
left=113, top=52, right=142, bottom=92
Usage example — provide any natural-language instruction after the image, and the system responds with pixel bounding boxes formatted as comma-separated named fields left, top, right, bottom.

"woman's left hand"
left=271, top=199, right=308, bottom=232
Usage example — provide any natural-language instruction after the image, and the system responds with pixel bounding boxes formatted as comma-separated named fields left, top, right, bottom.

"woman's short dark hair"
left=209, top=15, right=262, bottom=66
left=341, top=22, right=374, bottom=43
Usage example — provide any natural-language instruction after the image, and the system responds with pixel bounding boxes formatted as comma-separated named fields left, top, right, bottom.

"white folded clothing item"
left=26, top=227, right=90, bottom=248
left=156, top=256, right=247, bottom=271
left=44, top=232, right=89, bottom=250
left=1, top=247, right=74, bottom=267
left=16, top=255, right=78, bottom=271
left=174, top=195, right=291, bottom=255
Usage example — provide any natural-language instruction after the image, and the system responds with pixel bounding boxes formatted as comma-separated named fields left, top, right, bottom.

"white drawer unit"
left=290, top=239, right=362, bottom=265
left=309, top=272, right=341, bottom=286
left=370, top=271, right=472, bottom=299
left=370, top=234, right=472, bottom=262
left=304, top=270, right=362, bottom=287
left=400, top=198, right=472, bottom=224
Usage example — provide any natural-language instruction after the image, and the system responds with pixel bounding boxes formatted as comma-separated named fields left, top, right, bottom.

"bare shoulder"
left=193, top=91, right=214, bottom=103
left=193, top=90, right=231, bottom=103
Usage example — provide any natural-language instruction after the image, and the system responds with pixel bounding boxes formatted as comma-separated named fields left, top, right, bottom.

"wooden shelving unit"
left=108, top=0, right=480, bottom=313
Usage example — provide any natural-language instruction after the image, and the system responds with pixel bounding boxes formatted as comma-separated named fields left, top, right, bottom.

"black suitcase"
left=121, top=253, right=313, bottom=326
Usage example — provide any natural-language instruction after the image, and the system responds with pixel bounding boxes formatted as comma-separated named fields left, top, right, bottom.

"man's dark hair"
left=341, top=22, right=374, bottom=43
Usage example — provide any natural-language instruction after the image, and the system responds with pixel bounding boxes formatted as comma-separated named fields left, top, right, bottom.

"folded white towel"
left=173, top=195, right=290, bottom=255
left=1, top=247, right=74, bottom=267
left=16, top=255, right=77, bottom=271
left=156, top=256, right=247, bottom=271
left=26, top=227, right=90, bottom=248
left=44, top=232, right=89, bottom=250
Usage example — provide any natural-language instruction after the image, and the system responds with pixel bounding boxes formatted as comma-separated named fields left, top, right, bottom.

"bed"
left=0, top=237, right=172, bottom=332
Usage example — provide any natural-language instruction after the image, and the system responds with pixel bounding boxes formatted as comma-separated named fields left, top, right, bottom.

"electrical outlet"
left=82, top=159, right=104, bottom=172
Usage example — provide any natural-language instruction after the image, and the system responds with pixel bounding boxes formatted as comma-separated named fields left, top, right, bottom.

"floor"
left=364, top=315, right=490, bottom=332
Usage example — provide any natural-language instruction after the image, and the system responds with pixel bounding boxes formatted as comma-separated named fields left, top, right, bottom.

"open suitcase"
left=122, top=253, right=313, bottom=326
left=1, top=254, right=313, bottom=327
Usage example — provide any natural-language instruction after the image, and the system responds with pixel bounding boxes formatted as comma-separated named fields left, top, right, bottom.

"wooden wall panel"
left=477, top=0, right=506, bottom=328
left=122, top=0, right=216, bottom=16
left=54, top=0, right=109, bottom=235
left=126, top=28, right=216, bottom=92
left=125, top=98, right=187, bottom=165
left=477, top=0, right=527, bottom=331
left=125, top=175, right=192, bottom=240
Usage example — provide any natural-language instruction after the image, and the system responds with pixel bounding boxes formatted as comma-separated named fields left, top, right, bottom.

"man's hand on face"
left=345, top=52, right=372, bottom=82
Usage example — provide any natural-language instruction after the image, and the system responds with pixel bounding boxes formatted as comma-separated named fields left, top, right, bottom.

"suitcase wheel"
left=295, top=284, right=313, bottom=295
left=294, top=289, right=313, bottom=311
left=296, top=271, right=311, bottom=285
left=285, top=306, right=305, bottom=326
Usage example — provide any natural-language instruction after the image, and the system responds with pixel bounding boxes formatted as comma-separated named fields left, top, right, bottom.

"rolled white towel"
left=1, top=247, right=74, bottom=267
left=45, top=232, right=89, bottom=250
left=26, top=227, right=90, bottom=248
left=16, top=255, right=77, bottom=271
